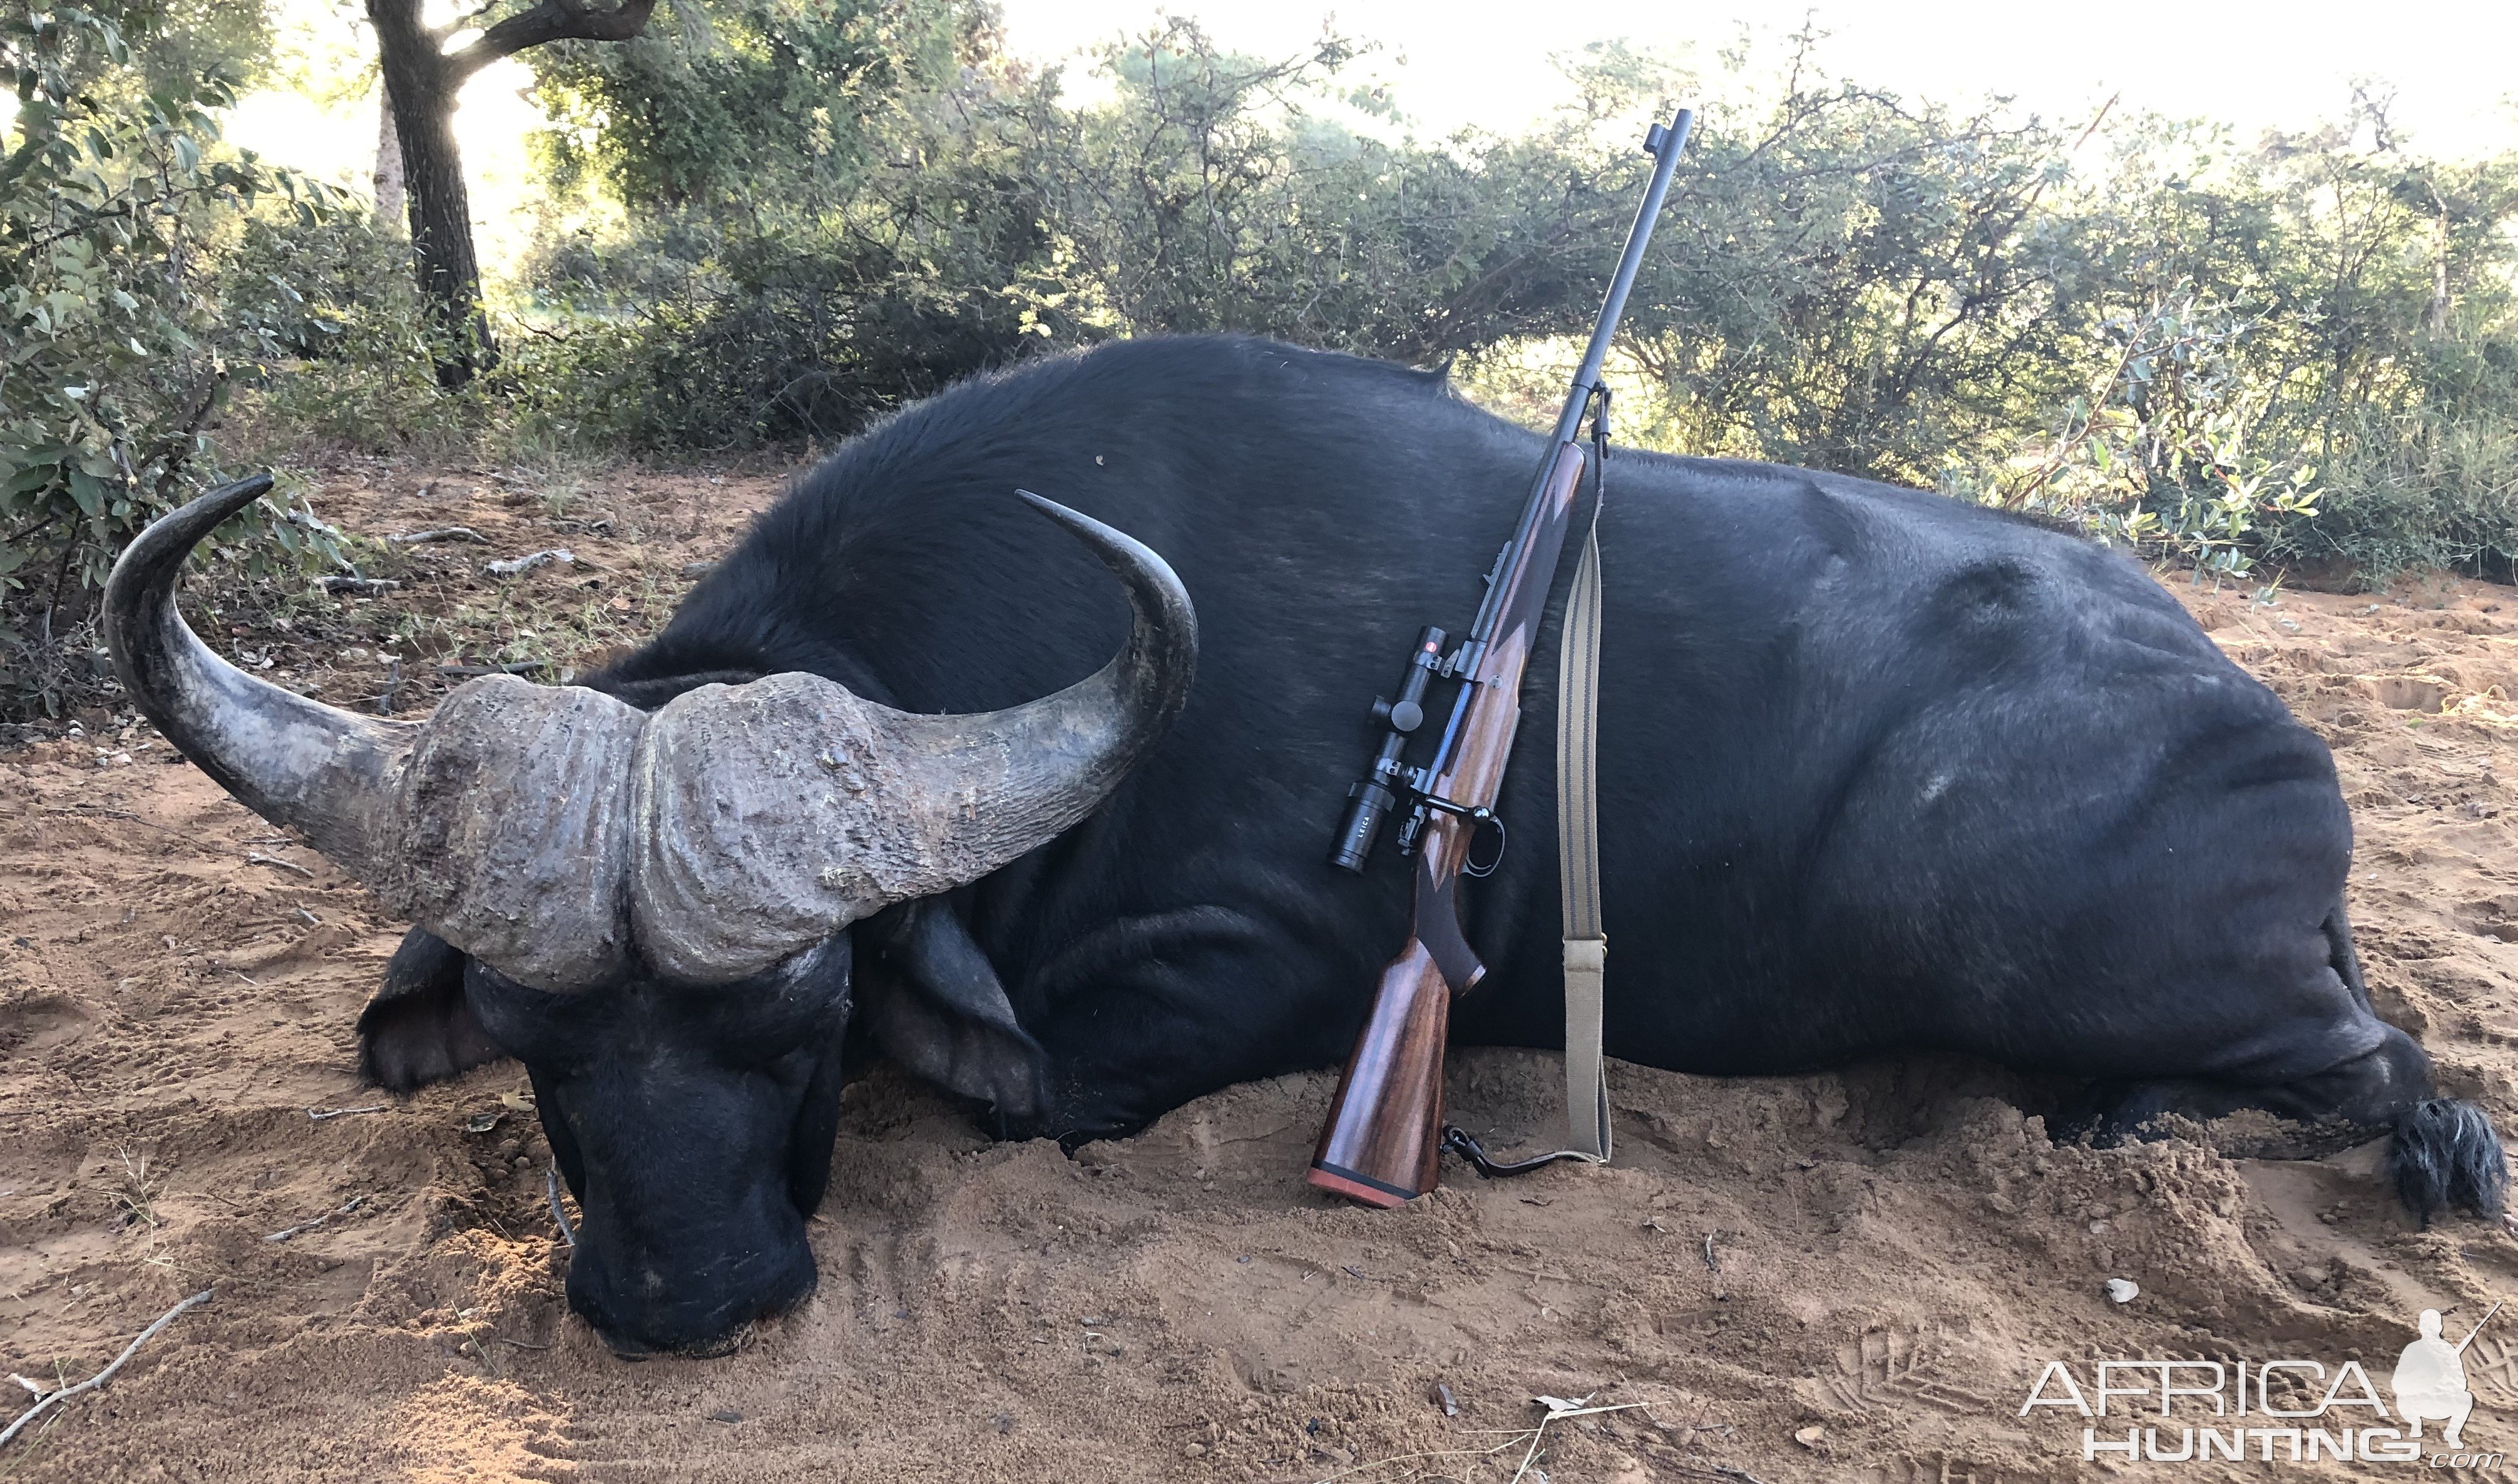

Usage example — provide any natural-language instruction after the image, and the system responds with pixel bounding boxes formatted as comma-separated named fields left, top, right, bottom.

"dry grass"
left=103, top=1147, right=161, bottom=1232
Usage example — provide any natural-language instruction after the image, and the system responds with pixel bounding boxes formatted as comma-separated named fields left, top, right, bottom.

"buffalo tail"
left=2390, top=1098, right=2510, bottom=1221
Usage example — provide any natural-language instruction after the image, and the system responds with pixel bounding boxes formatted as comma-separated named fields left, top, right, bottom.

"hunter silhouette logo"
left=2395, top=1302, right=2501, bottom=1450
left=2021, top=1301, right=2505, bottom=1466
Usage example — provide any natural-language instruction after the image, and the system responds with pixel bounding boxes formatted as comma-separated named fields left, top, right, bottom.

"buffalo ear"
left=855, top=898, right=1047, bottom=1131
left=357, top=928, right=507, bottom=1090
left=787, top=974, right=851, bottom=1215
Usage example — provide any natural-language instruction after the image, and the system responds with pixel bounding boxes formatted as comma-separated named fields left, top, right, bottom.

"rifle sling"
left=1435, top=427, right=1615, bottom=1182
left=1553, top=450, right=1613, bottom=1165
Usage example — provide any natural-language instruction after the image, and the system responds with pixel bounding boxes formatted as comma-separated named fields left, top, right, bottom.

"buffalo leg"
left=2064, top=1024, right=2506, bottom=1222
left=357, top=927, right=504, bottom=1090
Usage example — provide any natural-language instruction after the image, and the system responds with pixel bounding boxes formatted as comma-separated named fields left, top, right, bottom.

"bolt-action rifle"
left=1309, top=106, right=1696, bottom=1207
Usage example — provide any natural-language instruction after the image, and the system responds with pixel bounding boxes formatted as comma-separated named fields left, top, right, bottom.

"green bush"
left=227, top=218, right=448, bottom=456
left=33, top=1, right=2516, bottom=607
left=0, top=7, right=352, bottom=713
left=501, top=207, right=1052, bottom=448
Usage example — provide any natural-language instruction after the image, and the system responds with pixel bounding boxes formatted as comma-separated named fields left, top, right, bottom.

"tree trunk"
left=372, top=80, right=405, bottom=235
left=362, top=0, right=655, bottom=389
left=369, top=0, right=494, bottom=387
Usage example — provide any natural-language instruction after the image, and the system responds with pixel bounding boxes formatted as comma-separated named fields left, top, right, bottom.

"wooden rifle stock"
left=1309, top=820, right=1487, bottom=1204
left=1308, top=444, right=1589, bottom=1205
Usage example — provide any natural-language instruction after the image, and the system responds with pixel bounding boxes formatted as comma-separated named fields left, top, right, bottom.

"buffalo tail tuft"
left=2390, top=1098, right=2509, bottom=1221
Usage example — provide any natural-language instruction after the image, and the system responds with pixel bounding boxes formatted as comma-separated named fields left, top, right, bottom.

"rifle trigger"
left=1419, top=796, right=1508, bottom=878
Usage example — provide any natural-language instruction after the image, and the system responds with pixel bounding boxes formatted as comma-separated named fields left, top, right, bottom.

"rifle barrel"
left=1469, top=106, right=1694, bottom=645
left=2456, top=1297, right=2505, bottom=1354
left=1548, top=107, right=1696, bottom=448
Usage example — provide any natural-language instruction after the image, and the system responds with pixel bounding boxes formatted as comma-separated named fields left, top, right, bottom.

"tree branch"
left=445, top=0, right=657, bottom=79
left=0, top=1290, right=215, bottom=1450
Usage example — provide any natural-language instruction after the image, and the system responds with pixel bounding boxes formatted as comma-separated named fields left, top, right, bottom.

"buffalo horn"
left=104, top=474, right=427, bottom=896
left=109, top=479, right=1198, bottom=991
left=628, top=492, right=1200, bottom=983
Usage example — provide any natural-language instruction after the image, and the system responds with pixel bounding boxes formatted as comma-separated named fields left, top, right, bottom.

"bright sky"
left=1001, top=0, right=2518, bottom=156
left=225, top=0, right=2518, bottom=274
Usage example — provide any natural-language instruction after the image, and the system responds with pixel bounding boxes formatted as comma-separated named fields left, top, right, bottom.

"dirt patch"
left=9, top=487, right=2518, bottom=1481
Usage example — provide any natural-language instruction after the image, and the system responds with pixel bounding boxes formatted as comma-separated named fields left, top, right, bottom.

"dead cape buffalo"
left=108, top=334, right=2505, bottom=1358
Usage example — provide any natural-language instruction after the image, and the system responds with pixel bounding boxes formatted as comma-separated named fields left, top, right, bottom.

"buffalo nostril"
left=564, top=1221, right=815, bottom=1359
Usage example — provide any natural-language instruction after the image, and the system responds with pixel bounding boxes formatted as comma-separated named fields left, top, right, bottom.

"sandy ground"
left=9, top=471, right=2518, bottom=1482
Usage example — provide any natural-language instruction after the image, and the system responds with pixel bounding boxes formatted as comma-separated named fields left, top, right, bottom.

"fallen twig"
left=436, top=660, right=546, bottom=678
left=1702, top=1232, right=1719, bottom=1272
left=319, top=575, right=400, bottom=595
left=245, top=852, right=314, bottom=879
left=1665, top=1466, right=1771, bottom=1484
left=547, top=1164, right=577, bottom=1249
left=265, top=1195, right=365, bottom=1243
left=386, top=526, right=487, bottom=545
left=307, top=1105, right=385, bottom=1122
left=0, top=1288, right=213, bottom=1449
left=1297, top=1435, right=1523, bottom=1484
left=485, top=549, right=573, bottom=577
left=1306, top=1398, right=1645, bottom=1484
left=39, top=804, right=167, bottom=832
left=1510, top=1397, right=1642, bottom=1484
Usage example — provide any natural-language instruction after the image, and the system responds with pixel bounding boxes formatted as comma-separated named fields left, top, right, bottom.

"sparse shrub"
left=105, top=1144, right=162, bottom=1231
left=499, top=13, right=2518, bottom=598
left=2261, top=320, right=2518, bottom=583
